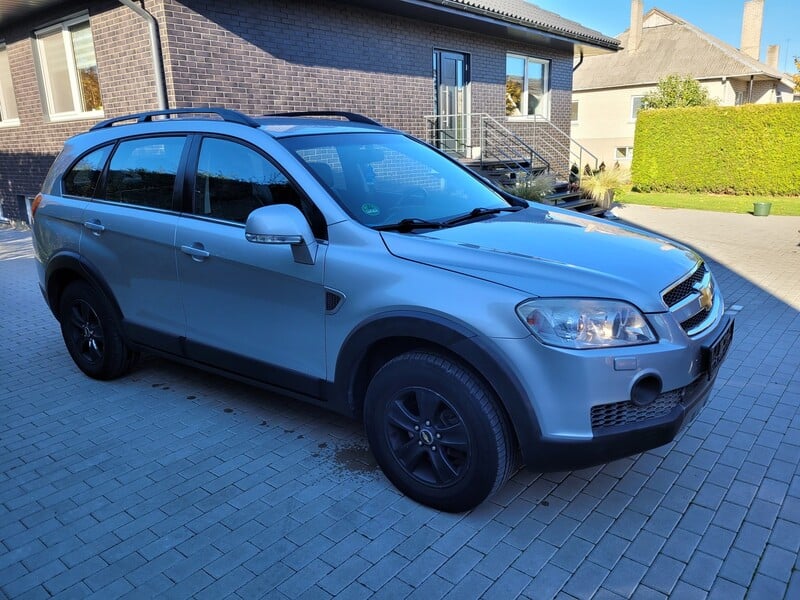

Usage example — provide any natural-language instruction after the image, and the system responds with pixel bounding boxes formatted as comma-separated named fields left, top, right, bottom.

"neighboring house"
left=571, top=0, right=796, bottom=167
left=0, top=0, right=618, bottom=222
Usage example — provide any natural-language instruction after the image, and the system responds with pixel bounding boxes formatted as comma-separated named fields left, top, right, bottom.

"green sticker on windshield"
left=361, top=203, right=380, bottom=216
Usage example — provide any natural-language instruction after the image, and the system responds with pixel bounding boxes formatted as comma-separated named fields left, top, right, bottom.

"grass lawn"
left=618, top=191, right=800, bottom=216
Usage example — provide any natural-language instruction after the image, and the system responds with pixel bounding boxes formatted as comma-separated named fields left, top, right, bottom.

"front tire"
left=364, top=351, right=514, bottom=512
left=58, top=281, right=133, bottom=380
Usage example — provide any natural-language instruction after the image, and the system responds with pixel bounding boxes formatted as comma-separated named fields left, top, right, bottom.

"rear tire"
left=58, top=281, right=133, bottom=380
left=364, top=351, right=514, bottom=512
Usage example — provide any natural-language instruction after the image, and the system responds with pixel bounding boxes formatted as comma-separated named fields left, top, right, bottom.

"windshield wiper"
left=374, top=218, right=446, bottom=232
left=442, top=206, right=524, bottom=227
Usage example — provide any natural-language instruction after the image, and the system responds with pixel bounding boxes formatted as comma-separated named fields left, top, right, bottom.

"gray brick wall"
left=0, top=0, right=160, bottom=221
left=1, top=0, right=576, bottom=219
left=161, top=0, right=573, bottom=142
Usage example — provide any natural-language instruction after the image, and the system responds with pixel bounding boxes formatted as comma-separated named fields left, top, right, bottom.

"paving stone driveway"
left=1, top=206, right=799, bottom=599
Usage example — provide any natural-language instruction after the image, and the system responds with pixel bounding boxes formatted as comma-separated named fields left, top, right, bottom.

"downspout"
left=118, top=0, right=168, bottom=109
left=572, top=48, right=584, bottom=72
left=748, top=75, right=754, bottom=103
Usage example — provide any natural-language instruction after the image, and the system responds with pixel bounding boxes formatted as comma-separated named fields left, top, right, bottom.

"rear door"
left=175, top=136, right=328, bottom=390
left=79, top=135, right=188, bottom=352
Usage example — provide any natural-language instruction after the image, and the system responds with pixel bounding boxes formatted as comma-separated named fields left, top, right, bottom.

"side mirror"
left=245, top=204, right=318, bottom=265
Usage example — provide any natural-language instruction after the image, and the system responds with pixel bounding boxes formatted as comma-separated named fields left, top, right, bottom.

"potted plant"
left=580, top=165, right=630, bottom=210
left=511, top=172, right=556, bottom=203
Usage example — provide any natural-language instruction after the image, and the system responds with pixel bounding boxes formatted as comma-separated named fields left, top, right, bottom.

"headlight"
left=516, top=298, right=657, bottom=349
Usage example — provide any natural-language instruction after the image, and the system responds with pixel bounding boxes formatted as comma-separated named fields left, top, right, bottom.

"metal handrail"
left=424, top=114, right=471, bottom=157
left=532, top=117, right=599, bottom=174
left=480, top=114, right=549, bottom=178
left=423, top=112, right=595, bottom=183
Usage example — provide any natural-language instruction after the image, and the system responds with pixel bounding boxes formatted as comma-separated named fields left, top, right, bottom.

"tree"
left=793, top=57, right=800, bottom=93
left=641, top=74, right=717, bottom=110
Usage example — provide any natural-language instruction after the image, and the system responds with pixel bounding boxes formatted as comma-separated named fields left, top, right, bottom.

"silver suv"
left=32, top=108, right=733, bottom=512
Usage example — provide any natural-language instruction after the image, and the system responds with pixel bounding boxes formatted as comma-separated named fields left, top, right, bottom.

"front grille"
left=681, top=311, right=710, bottom=332
left=663, top=263, right=706, bottom=307
left=591, top=390, right=682, bottom=430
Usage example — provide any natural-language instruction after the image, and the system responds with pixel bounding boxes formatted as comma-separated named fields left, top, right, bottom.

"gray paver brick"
left=318, top=555, right=372, bottom=596
left=641, top=555, right=685, bottom=595
left=681, top=551, right=722, bottom=591
left=474, top=541, right=522, bottom=579
left=601, top=556, right=647, bottom=597
left=549, top=536, right=593, bottom=572
left=563, top=561, right=609, bottom=598
left=483, top=567, right=531, bottom=600
left=436, top=546, right=483, bottom=584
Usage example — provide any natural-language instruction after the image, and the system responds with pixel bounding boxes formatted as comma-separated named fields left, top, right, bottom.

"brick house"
left=0, top=0, right=618, bottom=222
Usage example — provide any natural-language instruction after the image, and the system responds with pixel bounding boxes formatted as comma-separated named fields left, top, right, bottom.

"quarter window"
left=195, top=137, right=306, bottom=225
left=506, top=54, right=549, bottom=118
left=35, top=16, right=103, bottom=120
left=0, top=43, right=19, bottom=125
left=105, top=137, right=186, bottom=210
left=63, top=145, right=112, bottom=197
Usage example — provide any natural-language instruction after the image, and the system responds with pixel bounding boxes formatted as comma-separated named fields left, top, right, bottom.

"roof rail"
left=90, top=108, right=260, bottom=131
left=263, top=111, right=382, bottom=126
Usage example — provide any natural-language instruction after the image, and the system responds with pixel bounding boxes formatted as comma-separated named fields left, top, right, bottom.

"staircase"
left=538, top=182, right=605, bottom=217
left=424, top=113, right=603, bottom=216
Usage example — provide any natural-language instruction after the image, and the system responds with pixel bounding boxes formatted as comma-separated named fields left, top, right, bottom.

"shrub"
left=631, top=103, right=800, bottom=195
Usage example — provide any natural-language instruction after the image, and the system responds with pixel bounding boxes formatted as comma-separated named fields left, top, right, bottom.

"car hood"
left=380, top=207, right=701, bottom=313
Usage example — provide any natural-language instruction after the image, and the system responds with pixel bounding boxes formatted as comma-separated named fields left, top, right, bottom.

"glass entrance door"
left=433, top=50, right=469, bottom=156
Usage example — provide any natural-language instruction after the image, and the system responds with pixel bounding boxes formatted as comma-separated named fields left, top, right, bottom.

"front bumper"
left=523, top=364, right=719, bottom=471
left=492, top=309, right=734, bottom=471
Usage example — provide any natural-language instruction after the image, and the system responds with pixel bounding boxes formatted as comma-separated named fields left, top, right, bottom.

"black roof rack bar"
left=90, top=108, right=260, bottom=131
left=263, top=111, right=381, bottom=126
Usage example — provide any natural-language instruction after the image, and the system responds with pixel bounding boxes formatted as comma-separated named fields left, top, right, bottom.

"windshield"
left=280, top=132, right=510, bottom=227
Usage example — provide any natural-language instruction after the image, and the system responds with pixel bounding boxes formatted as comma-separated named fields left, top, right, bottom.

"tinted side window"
left=63, top=145, right=112, bottom=198
left=195, top=137, right=306, bottom=224
left=105, top=137, right=185, bottom=209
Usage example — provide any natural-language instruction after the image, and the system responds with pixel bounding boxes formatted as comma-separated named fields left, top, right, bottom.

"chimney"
left=629, top=0, right=643, bottom=52
left=766, top=44, right=780, bottom=69
left=740, top=0, right=764, bottom=60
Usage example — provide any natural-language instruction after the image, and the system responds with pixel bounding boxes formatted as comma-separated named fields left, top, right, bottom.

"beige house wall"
left=573, top=81, right=720, bottom=166
left=571, top=78, right=792, bottom=167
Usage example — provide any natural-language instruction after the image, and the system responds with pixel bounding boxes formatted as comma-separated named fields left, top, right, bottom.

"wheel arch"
left=334, top=311, right=542, bottom=461
left=45, top=251, right=123, bottom=323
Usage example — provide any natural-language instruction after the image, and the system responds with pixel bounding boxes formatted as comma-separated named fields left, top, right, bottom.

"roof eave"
left=343, top=0, right=619, bottom=54
left=574, top=72, right=787, bottom=92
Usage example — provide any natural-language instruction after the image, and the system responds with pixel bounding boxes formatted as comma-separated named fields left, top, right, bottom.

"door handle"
left=180, top=243, right=210, bottom=261
left=83, top=220, right=105, bottom=235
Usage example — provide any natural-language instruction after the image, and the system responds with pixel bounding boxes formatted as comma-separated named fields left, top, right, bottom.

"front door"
left=175, top=136, right=327, bottom=390
left=433, top=50, right=470, bottom=156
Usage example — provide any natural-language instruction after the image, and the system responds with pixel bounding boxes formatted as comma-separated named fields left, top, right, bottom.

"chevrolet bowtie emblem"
left=699, top=285, right=713, bottom=311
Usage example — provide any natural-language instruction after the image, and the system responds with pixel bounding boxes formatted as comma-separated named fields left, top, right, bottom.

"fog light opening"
left=631, top=375, right=662, bottom=407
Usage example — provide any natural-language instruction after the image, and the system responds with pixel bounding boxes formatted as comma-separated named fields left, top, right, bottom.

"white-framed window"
left=615, top=146, right=634, bottom=160
left=34, top=15, right=103, bottom=121
left=734, top=91, right=745, bottom=106
left=571, top=100, right=579, bottom=123
left=505, top=54, right=549, bottom=118
left=630, top=96, right=644, bottom=120
left=0, top=43, right=20, bottom=126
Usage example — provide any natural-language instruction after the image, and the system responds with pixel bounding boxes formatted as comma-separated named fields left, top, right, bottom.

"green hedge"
left=631, top=103, right=800, bottom=195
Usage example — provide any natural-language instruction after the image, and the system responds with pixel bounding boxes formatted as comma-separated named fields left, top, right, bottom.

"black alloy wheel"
left=364, top=351, right=515, bottom=512
left=59, top=281, right=135, bottom=380
left=66, top=299, right=105, bottom=366
left=384, top=387, right=470, bottom=487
